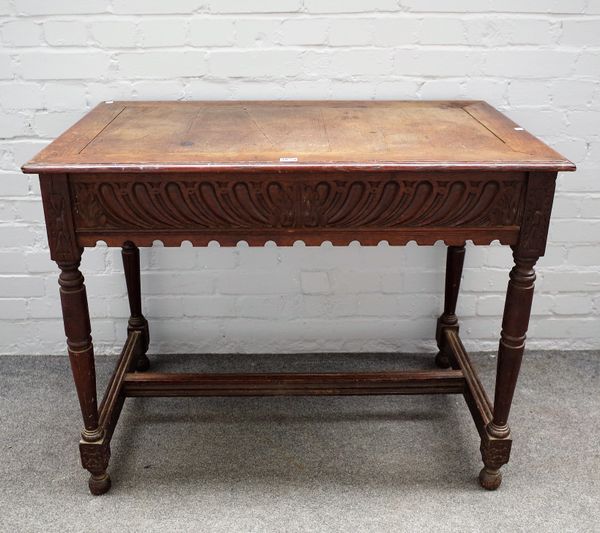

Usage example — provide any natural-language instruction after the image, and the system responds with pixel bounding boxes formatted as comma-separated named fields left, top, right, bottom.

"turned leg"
left=435, top=244, right=466, bottom=369
left=122, top=241, right=150, bottom=371
left=58, top=259, right=111, bottom=495
left=479, top=250, right=537, bottom=490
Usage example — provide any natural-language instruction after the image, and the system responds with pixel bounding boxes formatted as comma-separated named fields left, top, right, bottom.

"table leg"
left=58, top=258, right=111, bottom=495
left=435, top=245, right=466, bottom=368
left=479, top=250, right=537, bottom=490
left=122, top=241, right=150, bottom=371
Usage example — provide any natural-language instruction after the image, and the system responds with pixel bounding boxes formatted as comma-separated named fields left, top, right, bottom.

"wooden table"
left=22, top=101, right=575, bottom=495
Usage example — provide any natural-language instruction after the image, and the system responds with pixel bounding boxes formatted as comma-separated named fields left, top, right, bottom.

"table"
left=22, top=101, right=575, bottom=495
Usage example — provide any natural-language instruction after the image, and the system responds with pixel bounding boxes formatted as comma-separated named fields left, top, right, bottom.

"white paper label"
left=280, top=157, right=298, bottom=162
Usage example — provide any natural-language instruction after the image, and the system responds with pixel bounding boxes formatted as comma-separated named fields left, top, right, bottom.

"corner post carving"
left=480, top=171, right=557, bottom=490
left=40, top=174, right=111, bottom=494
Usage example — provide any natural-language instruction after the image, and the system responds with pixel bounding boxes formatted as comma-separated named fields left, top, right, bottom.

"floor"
left=1, top=350, right=598, bottom=533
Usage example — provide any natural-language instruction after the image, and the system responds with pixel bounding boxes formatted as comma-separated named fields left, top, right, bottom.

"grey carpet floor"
left=0, top=351, right=599, bottom=533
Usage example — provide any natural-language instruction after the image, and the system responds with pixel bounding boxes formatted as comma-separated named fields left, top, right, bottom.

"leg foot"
left=434, top=351, right=451, bottom=369
left=136, top=353, right=150, bottom=372
left=479, top=467, right=502, bottom=490
left=88, top=472, right=111, bottom=495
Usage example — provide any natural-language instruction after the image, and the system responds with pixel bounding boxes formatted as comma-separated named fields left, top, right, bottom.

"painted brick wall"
left=1, top=1, right=599, bottom=355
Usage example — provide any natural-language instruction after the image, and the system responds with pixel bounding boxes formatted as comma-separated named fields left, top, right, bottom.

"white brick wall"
left=1, top=1, right=599, bottom=355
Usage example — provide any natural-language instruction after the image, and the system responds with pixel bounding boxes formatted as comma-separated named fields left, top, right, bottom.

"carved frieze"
left=72, top=174, right=525, bottom=232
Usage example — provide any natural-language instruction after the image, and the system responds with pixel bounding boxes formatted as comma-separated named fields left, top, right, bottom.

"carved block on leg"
left=435, top=318, right=457, bottom=369
left=479, top=432, right=512, bottom=491
left=128, top=318, right=150, bottom=371
left=80, top=438, right=111, bottom=495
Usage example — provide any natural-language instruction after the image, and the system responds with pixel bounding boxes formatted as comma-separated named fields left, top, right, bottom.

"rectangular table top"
left=22, top=100, right=574, bottom=174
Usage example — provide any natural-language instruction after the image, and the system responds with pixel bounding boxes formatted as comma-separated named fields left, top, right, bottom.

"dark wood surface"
left=23, top=100, right=575, bottom=495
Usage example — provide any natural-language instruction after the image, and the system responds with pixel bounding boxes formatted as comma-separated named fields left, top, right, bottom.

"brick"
left=374, top=80, right=420, bottom=99
left=551, top=195, right=581, bottom=218
left=27, top=297, right=63, bottom=319
left=300, top=271, right=330, bottom=294
left=132, top=80, right=186, bottom=99
left=235, top=295, right=286, bottom=318
left=113, top=0, right=203, bottom=14
left=142, top=272, right=215, bottom=295
left=150, top=246, right=196, bottom=270
left=574, top=51, right=600, bottom=77
left=0, top=111, right=30, bottom=138
left=32, top=110, right=85, bottom=137
left=551, top=80, right=596, bottom=108
left=305, top=0, right=398, bottom=13
left=580, top=197, right=600, bottom=219
left=189, top=19, right=235, bottom=47
left=213, top=0, right=301, bottom=13
left=12, top=198, right=44, bottom=222
left=329, top=19, right=373, bottom=46
left=329, top=49, right=393, bottom=77
left=467, top=18, right=556, bottom=46
left=0, top=0, right=12, bottom=15
left=283, top=79, right=332, bottom=98
left=217, top=271, right=299, bottom=295
left=117, top=51, right=206, bottom=78
left=0, top=252, right=27, bottom=273
left=395, top=49, right=481, bottom=76
left=182, top=296, right=236, bottom=317
left=331, top=271, right=381, bottom=294
left=19, top=51, right=110, bottom=80
left=0, top=172, right=30, bottom=196
left=279, top=19, right=328, bottom=46
left=42, top=83, right=87, bottom=110
left=505, top=108, right=565, bottom=138
left=0, top=299, right=27, bottom=319
left=237, top=246, right=279, bottom=268
left=567, top=246, right=600, bottom=266
left=420, top=79, right=463, bottom=99
left=0, top=83, right=43, bottom=109
left=561, top=20, right=600, bottom=45
left=24, top=251, right=55, bottom=273
left=234, top=18, right=282, bottom=47
left=86, top=81, right=135, bottom=103
left=549, top=220, right=600, bottom=242
left=0, top=276, right=44, bottom=297
left=463, top=78, right=508, bottom=104
left=0, top=225, right=36, bottom=247
left=15, top=0, right=108, bottom=15
left=565, top=110, right=600, bottom=138
left=418, top=18, right=466, bottom=45
left=0, top=52, right=13, bottom=79
left=209, top=50, right=301, bottom=78
left=372, top=19, right=420, bottom=46
left=90, top=21, right=137, bottom=48
left=541, top=271, right=600, bottom=293
left=145, top=296, right=185, bottom=318
left=1, top=20, right=42, bottom=46
left=483, top=50, right=577, bottom=78
left=508, top=80, right=551, bottom=107
left=44, top=20, right=88, bottom=46
left=139, top=19, right=187, bottom=47
left=553, top=294, right=593, bottom=315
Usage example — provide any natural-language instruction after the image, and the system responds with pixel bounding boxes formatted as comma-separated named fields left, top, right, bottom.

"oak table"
left=22, top=100, right=575, bottom=495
